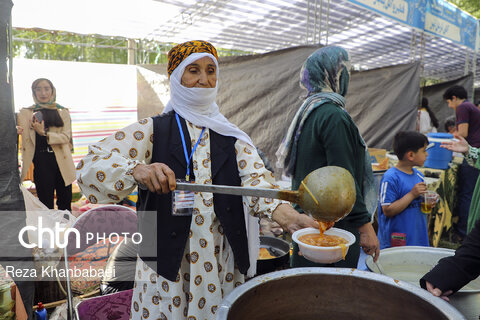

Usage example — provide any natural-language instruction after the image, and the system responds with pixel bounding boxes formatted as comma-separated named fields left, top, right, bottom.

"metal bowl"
left=216, top=268, right=464, bottom=320
left=256, top=236, right=290, bottom=275
left=365, top=246, right=480, bottom=292
left=365, top=246, right=480, bottom=319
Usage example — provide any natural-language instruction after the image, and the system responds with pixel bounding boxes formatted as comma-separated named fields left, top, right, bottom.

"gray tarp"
left=346, top=62, right=420, bottom=150
left=423, top=74, right=474, bottom=132
left=138, top=45, right=421, bottom=171
left=0, top=0, right=35, bottom=316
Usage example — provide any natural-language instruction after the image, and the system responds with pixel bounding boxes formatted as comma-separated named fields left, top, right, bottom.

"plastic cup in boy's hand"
left=421, top=190, right=439, bottom=214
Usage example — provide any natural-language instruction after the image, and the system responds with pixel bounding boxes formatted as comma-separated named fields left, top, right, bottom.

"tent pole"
left=413, top=31, right=417, bottom=61
left=305, top=0, right=310, bottom=44
left=8, top=13, right=13, bottom=112
left=420, top=31, right=425, bottom=81
left=410, top=29, right=415, bottom=62
left=473, top=50, right=477, bottom=102
left=464, top=50, right=470, bottom=76
left=313, top=0, right=318, bottom=44
left=326, top=0, right=330, bottom=45
left=319, top=0, right=323, bottom=44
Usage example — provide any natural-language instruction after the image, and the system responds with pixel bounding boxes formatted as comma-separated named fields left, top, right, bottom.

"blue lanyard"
left=175, top=113, right=205, bottom=181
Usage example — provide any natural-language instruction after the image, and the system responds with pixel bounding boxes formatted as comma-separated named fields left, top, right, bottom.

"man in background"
left=444, top=85, right=480, bottom=241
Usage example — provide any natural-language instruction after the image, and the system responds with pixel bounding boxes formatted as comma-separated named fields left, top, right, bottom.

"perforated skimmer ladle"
left=176, top=166, right=356, bottom=222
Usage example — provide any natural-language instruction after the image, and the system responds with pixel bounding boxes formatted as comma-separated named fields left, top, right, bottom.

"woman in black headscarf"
left=417, top=97, right=439, bottom=135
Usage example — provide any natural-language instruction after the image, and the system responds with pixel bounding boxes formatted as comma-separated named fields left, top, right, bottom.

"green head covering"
left=300, top=46, right=351, bottom=97
left=31, top=78, right=64, bottom=110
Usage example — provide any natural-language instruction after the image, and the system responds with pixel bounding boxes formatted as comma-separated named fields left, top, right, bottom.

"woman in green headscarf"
left=17, top=78, right=75, bottom=210
left=277, top=46, right=379, bottom=268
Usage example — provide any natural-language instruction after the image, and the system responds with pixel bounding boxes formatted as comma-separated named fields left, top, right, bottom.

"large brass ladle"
left=176, top=166, right=356, bottom=222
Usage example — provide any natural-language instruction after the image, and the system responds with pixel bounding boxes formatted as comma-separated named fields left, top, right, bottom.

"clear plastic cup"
left=421, top=190, right=438, bottom=214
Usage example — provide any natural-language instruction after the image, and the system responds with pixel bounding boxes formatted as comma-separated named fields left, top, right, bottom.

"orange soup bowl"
left=292, top=227, right=356, bottom=264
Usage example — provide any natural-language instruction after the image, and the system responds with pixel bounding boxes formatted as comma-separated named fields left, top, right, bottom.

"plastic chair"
left=75, top=288, right=133, bottom=320
left=64, top=205, right=137, bottom=320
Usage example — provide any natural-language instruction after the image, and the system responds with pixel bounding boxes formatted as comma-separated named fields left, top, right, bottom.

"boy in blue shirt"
left=378, top=131, right=432, bottom=249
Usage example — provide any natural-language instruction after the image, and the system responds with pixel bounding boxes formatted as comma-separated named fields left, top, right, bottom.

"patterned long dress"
left=76, top=118, right=283, bottom=320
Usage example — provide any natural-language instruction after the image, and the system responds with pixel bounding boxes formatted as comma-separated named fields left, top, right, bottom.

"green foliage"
left=13, top=29, right=129, bottom=63
left=449, top=0, right=480, bottom=18
left=421, top=78, right=445, bottom=87
left=12, top=29, right=252, bottom=65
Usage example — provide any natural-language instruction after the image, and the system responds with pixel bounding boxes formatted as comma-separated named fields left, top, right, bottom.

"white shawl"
left=163, top=52, right=259, bottom=277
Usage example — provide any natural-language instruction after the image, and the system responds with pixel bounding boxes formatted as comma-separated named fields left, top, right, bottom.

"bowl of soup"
left=292, top=227, right=356, bottom=263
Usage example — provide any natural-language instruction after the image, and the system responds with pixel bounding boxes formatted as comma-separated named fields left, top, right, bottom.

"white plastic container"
left=292, top=227, right=356, bottom=263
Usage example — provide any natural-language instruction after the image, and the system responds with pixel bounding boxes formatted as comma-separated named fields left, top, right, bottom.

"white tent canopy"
left=11, top=0, right=181, bottom=39
left=11, top=0, right=480, bottom=85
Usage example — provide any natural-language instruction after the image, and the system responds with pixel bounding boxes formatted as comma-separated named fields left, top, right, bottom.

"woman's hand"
left=16, top=126, right=23, bottom=135
left=441, top=134, right=469, bottom=153
left=358, top=222, right=380, bottom=262
left=31, top=119, right=46, bottom=136
left=271, top=204, right=318, bottom=234
left=133, top=163, right=176, bottom=194
left=425, top=281, right=453, bottom=301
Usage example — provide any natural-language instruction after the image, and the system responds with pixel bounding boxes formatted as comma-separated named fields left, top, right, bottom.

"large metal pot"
left=216, top=268, right=465, bottom=320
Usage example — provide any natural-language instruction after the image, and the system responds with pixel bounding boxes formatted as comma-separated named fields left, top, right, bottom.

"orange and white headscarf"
left=164, top=40, right=254, bottom=147
left=167, top=40, right=218, bottom=77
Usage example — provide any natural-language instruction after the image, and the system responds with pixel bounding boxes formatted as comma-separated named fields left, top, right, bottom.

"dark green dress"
left=291, top=103, right=371, bottom=268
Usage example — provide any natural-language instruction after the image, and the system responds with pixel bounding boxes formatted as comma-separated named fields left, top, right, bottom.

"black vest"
left=137, top=111, right=249, bottom=281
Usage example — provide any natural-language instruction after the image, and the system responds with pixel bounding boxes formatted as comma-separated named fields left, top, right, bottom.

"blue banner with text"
left=348, top=0, right=479, bottom=51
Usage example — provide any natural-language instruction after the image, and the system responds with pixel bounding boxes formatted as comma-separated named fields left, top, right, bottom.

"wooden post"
left=127, top=38, right=136, bottom=65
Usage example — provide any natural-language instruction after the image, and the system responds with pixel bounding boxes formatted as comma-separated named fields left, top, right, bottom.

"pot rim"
left=216, top=267, right=465, bottom=320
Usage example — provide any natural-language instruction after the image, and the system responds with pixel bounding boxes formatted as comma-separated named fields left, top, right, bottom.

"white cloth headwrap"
left=163, top=52, right=254, bottom=147
left=163, top=52, right=259, bottom=277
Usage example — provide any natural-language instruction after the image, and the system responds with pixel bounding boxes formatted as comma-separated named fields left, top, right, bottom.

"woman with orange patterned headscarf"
left=77, top=40, right=317, bottom=319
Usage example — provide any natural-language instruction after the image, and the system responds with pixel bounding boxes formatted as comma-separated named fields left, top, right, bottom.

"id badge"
left=172, top=179, right=195, bottom=216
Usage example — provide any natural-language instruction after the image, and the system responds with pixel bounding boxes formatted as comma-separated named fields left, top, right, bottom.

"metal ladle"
left=176, top=166, right=356, bottom=222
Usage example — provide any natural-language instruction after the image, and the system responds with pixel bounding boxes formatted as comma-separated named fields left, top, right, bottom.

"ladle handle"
left=176, top=183, right=299, bottom=203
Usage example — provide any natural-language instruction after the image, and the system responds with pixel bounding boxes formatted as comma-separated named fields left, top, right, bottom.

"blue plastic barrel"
left=424, top=132, right=454, bottom=169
